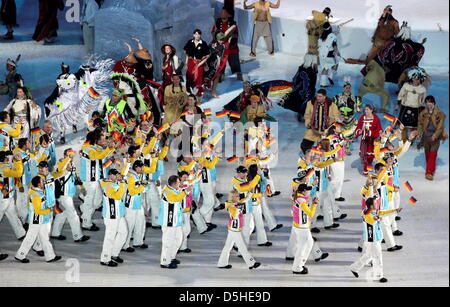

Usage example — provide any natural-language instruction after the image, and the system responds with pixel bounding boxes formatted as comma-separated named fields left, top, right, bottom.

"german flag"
left=203, top=109, right=213, bottom=116
left=385, top=125, right=394, bottom=133
left=305, top=168, right=315, bottom=179
left=311, top=147, right=323, bottom=155
left=157, top=123, right=170, bottom=134
left=265, top=138, right=276, bottom=147
left=404, top=181, right=413, bottom=192
left=227, top=156, right=239, bottom=163
left=380, top=148, right=390, bottom=153
left=367, top=165, right=373, bottom=172
left=180, top=111, right=188, bottom=117
left=140, top=111, right=152, bottom=121
left=230, top=112, right=241, bottom=119
left=31, top=127, right=42, bottom=134
left=409, top=196, right=417, bottom=205
left=103, top=159, right=113, bottom=169
left=384, top=114, right=397, bottom=123
left=66, top=149, right=76, bottom=156
left=88, top=87, right=100, bottom=99
left=215, top=110, right=229, bottom=118
left=245, top=155, right=256, bottom=161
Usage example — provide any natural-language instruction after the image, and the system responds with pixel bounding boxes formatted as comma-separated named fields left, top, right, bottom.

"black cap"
left=297, top=170, right=308, bottom=180
left=108, top=168, right=119, bottom=176
left=298, top=183, right=312, bottom=193
left=38, top=161, right=49, bottom=168
left=236, top=166, right=248, bottom=173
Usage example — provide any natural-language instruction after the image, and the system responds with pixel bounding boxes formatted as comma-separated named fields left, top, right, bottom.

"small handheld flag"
left=103, top=159, right=113, bottom=169
left=31, top=127, right=42, bottom=134
left=203, top=109, right=212, bottom=116
left=227, top=156, right=239, bottom=163
left=230, top=112, right=241, bottom=119
left=215, top=110, right=229, bottom=118
left=409, top=196, right=417, bottom=205
left=404, top=181, right=413, bottom=192
left=367, top=165, right=373, bottom=172
left=311, top=147, right=323, bottom=155
left=66, top=149, right=76, bottom=156
left=305, top=168, right=315, bottom=179
left=88, top=87, right=100, bottom=99
left=384, top=114, right=397, bottom=122
left=380, top=148, right=390, bottom=153
left=157, top=123, right=170, bottom=134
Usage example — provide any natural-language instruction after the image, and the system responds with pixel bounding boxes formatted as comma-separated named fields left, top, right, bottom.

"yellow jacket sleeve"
left=2, top=160, right=23, bottom=178
left=142, top=137, right=157, bottom=156
left=234, top=175, right=261, bottom=193
left=210, top=131, right=225, bottom=147
left=127, top=176, right=145, bottom=196
left=394, top=140, right=411, bottom=159
left=158, top=146, right=169, bottom=160
left=7, top=124, right=22, bottom=138
left=301, top=202, right=317, bottom=218
left=379, top=209, right=398, bottom=216
left=323, top=145, right=341, bottom=157
left=106, top=182, right=126, bottom=200
left=56, top=157, right=71, bottom=174
left=316, top=158, right=334, bottom=168
left=179, top=160, right=196, bottom=172
left=166, top=190, right=186, bottom=203
left=374, top=139, right=381, bottom=162
left=363, top=212, right=376, bottom=225
left=89, top=147, right=114, bottom=160
left=143, top=157, right=158, bottom=174
left=228, top=205, right=239, bottom=219
left=199, top=156, right=220, bottom=169
left=32, top=195, right=51, bottom=215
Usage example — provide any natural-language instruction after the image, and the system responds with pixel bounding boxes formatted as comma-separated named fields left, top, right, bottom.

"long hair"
left=247, top=164, right=259, bottom=182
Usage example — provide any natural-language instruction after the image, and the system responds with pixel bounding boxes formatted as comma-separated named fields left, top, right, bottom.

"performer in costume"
left=318, top=22, right=340, bottom=87
left=159, top=44, right=182, bottom=106
left=355, top=104, right=382, bottom=175
left=306, top=7, right=331, bottom=55
left=162, top=74, right=187, bottom=126
left=212, top=7, right=243, bottom=80
left=332, top=80, right=361, bottom=155
left=280, top=53, right=318, bottom=122
left=184, top=29, right=210, bottom=103
left=417, top=96, right=448, bottom=181
left=244, top=0, right=281, bottom=57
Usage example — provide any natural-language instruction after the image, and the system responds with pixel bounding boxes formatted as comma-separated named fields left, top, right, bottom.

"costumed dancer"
left=397, top=67, right=429, bottom=141
left=417, top=96, right=448, bottom=180
left=301, top=89, right=340, bottom=154
left=350, top=197, right=402, bottom=283
left=244, top=0, right=281, bottom=57
left=159, top=175, right=192, bottom=269
left=318, top=22, right=340, bottom=87
left=184, top=29, right=210, bottom=103
left=99, top=168, right=128, bottom=267
left=212, top=7, right=242, bottom=80
left=217, top=190, right=261, bottom=270
left=162, top=73, right=187, bottom=126
left=306, top=7, right=331, bottom=55
left=332, top=80, right=361, bottom=155
left=355, top=104, right=382, bottom=175
left=280, top=53, right=318, bottom=122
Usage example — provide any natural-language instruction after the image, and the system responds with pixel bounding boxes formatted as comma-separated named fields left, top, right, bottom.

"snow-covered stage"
left=0, top=0, right=448, bottom=287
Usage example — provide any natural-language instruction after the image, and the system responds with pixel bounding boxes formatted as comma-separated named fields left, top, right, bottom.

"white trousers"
left=218, top=230, right=256, bottom=268
left=181, top=212, right=192, bottom=250
left=330, top=161, right=345, bottom=199
left=16, top=185, right=29, bottom=225
left=350, top=241, right=383, bottom=280
left=380, top=215, right=396, bottom=248
left=16, top=223, right=56, bottom=262
left=124, top=207, right=146, bottom=248
left=145, top=183, right=161, bottom=225
left=286, top=226, right=323, bottom=260
left=0, top=197, right=26, bottom=239
left=199, top=181, right=215, bottom=224
left=101, top=217, right=128, bottom=263
left=160, top=226, right=183, bottom=265
left=51, top=196, right=83, bottom=241
left=392, top=192, right=400, bottom=231
left=32, top=215, right=53, bottom=252
left=81, top=181, right=103, bottom=228
left=252, top=205, right=268, bottom=245
left=242, top=212, right=255, bottom=246
left=292, top=227, right=314, bottom=272
left=319, top=190, right=334, bottom=227
left=261, top=196, right=278, bottom=230
left=191, top=207, right=208, bottom=234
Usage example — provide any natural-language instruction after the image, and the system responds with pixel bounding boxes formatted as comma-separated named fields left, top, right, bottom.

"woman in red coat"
left=355, top=104, right=382, bottom=175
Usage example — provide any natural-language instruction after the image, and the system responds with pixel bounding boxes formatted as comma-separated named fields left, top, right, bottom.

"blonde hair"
left=228, top=190, right=240, bottom=202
